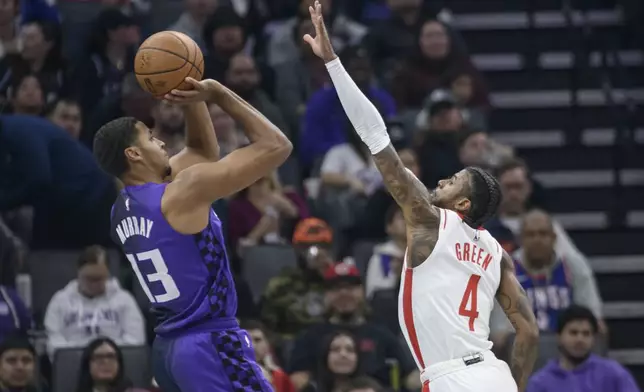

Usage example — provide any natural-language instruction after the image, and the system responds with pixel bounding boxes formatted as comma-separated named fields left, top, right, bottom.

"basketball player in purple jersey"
left=92, top=77, right=291, bottom=391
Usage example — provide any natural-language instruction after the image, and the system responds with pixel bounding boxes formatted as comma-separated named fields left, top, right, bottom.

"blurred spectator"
left=45, top=98, right=82, bottom=140
left=274, top=16, right=329, bottom=135
left=0, top=0, right=20, bottom=59
left=526, top=306, right=639, bottom=392
left=168, top=0, right=220, bottom=50
left=485, top=158, right=560, bottom=253
left=85, top=72, right=155, bottom=147
left=0, top=20, right=66, bottom=103
left=391, top=19, right=488, bottom=111
left=266, top=0, right=366, bottom=67
left=300, top=45, right=395, bottom=168
left=414, top=89, right=463, bottom=189
left=0, top=335, right=37, bottom=392
left=44, top=246, right=145, bottom=359
left=20, top=0, right=59, bottom=24
left=447, top=71, right=487, bottom=131
left=0, top=115, right=117, bottom=248
left=223, top=52, right=289, bottom=138
left=228, top=171, right=308, bottom=253
left=339, top=375, right=383, bottom=392
left=364, top=205, right=404, bottom=298
left=8, top=73, right=44, bottom=115
left=150, top=101, right=185, bottom=157
left=0, top=285, right=31, bottom=343
left=74, top=8, right=140, bottom=115
left=75, top=337, right=150, bottom=392
left=242, top=319, right=296, bottom=392
left=288, top=263, right=419, bottom=390
left=201, top=6, right=246, bottom=76
left=357, top=147, right=419, bottom=240
left=490, top=210, right=604, bottom=349
left=0, top=217, right=26, bottom=286
left=208, top=102, right=246, bottom=157
left=300, top=330, right=365, bottom=392
left=262, top=218, right=335, bottom=336
left=458, top=130, right=514, bottom=171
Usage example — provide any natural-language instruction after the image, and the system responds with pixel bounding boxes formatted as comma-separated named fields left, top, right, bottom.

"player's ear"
left=124, top=146, right=143, bottom=162
left=455, top=197, right=471, bottom=214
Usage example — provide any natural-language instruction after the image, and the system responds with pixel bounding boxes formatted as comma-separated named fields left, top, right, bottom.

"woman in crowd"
left=228, top=172, right=308, bottom=255
left=303, top=331, right=364, bottom=392
left=8, top=73, right=45, bottom=115
left=75, top=337, right=149, bottom=392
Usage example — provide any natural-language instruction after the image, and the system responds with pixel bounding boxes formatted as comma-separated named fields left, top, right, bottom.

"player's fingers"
left=184, top=77, right=202, bottom=89
left=168, top=89, right=199, bottom=97
left=303, top=34, right=314, bottom=45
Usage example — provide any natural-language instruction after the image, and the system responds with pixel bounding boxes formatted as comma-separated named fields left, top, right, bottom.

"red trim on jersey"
left=403, top=268, right=425, bottom=369
left=422, top=381, right=430, bottom=391
left=441, top=209, right=447, bottom=230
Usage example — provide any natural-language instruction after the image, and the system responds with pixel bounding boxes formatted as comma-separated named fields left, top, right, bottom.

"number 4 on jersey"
left=459, top=274, right=481, bottom=331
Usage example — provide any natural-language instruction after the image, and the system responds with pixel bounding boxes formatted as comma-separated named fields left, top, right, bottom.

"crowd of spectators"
left=0, top=0, right=640, bottom=391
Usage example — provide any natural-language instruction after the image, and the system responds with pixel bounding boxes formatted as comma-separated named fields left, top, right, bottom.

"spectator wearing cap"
left=72, top=8, right=140, bottom=115
left=0, top=335, right=38, bottom=392
left=261, top=218, right=335, bottom=337
left=168, top=0, right=219, bottom=50
left=526, top=306, right=639, bottom=392
left=288, top=262, right=420, bottom=391
left=300, top=44, right=396, bottom=170
left=0, top=286, right=31, bottom=344
left=414, top=89, right=464, bottom=189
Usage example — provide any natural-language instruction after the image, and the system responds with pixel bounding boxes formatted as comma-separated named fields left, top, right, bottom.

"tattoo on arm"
left=496, top=252, right=539, bottom=391
left=372, top=144, right=440, bottom=267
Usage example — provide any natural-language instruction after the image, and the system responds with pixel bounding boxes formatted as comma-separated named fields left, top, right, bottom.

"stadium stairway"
left=450, top=0, right=644, bottom=385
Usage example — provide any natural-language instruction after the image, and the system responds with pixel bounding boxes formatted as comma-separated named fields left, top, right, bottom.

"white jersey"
left=398, top=208, right=503, bottom=370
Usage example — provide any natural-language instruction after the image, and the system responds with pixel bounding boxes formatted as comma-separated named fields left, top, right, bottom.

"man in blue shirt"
left=527, top=305, right=640, bottom=392
left=0, top=115, right=116, bottom=248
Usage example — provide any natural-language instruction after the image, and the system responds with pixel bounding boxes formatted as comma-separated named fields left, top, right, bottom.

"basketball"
left=134, top=31, right=204, bottom=97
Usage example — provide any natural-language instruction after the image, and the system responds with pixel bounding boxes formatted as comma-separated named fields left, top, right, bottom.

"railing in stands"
left=561, top=0, right=639, bottom=228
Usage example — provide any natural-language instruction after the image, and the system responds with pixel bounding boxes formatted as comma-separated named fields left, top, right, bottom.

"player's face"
left=248, top=329, right=269, bottom=361
left=327, top=335, right=358, bottom=375
left=559, top=320, right=594, bottom=362
left=431, top=170, right=471, bottom=213
left=78, top=262, right=109, bottom=298
left=129, top=122, right=170, bottom=178
left=0, top=349, right=35, bottom=388
left=89, top=343, right=120, bottom=382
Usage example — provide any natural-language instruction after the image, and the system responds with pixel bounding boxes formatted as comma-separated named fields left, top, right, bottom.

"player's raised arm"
left=168, top=82, right=221, bottom=177
left=162, top=79, right=292, bottom=233
left=496, top=251, right=539, bottom=392
left=305, top=1, right=439, bottom=266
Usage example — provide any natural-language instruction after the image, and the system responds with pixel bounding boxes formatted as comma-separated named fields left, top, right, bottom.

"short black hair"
left=339, top=376, right=383, bottom=392
left=464, top=167, right=502, bottom=227
left=44, top=97, right=80, bottom=117
left=78, top=245, right=107, bottom=268
left=557, top=305, right=599, bottom=334
left=0, top=334, right=36, bottom=358
left=494, top=157, right=528, bottom=179
left=93, top=117, right=140, bottom=178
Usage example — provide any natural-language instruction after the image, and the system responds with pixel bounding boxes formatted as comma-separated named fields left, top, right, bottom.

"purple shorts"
left=152, top=328, right=273, bottom=392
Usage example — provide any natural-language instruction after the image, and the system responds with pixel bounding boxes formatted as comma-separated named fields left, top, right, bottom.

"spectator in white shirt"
left=365, top=205, right=405, bottom=298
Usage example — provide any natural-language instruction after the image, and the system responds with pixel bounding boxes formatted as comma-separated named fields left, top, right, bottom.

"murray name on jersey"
left=115, top=216, right=154, bottom=244
left=454, top=241, right=493, bottom=272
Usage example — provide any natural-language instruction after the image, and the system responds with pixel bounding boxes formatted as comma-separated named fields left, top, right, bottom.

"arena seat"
left=28, top=249, right=121, bottom=324
left=241, top=245, right=298, bottom=302
left=52, top=345, right=151, bottom=392
left=351, top=241, right=379, bottom=278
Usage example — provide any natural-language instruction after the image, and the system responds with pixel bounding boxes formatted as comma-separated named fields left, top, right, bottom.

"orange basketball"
left=134, top=31, right=204, bottom=97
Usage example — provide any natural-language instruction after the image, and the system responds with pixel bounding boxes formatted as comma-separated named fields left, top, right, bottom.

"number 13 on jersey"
left=459, top=274, right=481, bottom=331
left=126, top=249, right=180, bottom=304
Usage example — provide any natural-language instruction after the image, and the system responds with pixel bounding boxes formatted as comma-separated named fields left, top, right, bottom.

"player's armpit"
left=372, top=144, right=440, bottom=266
left=162, top=141, right=292, bottom=234
left=495, top=251, right=539, bottom=392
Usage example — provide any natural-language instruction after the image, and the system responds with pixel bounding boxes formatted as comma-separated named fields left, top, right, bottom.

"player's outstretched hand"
left=303, top=0, right=337, bottom=63
left=164, top=78, right=221, bottom=104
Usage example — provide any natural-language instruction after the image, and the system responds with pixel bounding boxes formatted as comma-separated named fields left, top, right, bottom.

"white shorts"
left=421, top=351, right=517, bottom=392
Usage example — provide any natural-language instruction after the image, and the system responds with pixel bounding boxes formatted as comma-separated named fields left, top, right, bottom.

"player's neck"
left=122, top=170, right=165, bottom=187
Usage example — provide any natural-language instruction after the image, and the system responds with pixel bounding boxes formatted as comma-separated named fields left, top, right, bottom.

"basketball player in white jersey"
left=303, top=2, right=540, bottom=391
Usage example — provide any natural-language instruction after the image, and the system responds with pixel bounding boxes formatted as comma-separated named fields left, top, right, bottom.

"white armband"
left=325, top=58, right=390, bottom=155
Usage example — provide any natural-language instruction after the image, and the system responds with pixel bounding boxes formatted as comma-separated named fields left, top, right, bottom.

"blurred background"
left=0, top=0, right=642, bottom=391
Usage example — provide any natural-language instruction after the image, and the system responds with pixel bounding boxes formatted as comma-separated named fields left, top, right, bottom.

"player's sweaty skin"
left=496, top=251, right=539, bottom=391
left=371, top=146, right=440, bottom=267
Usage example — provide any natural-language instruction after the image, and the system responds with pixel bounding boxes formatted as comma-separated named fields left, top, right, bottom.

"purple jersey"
left=110, top=183, right=237, bottom=336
